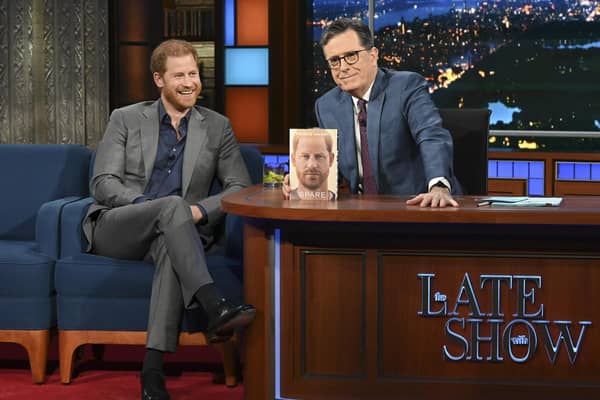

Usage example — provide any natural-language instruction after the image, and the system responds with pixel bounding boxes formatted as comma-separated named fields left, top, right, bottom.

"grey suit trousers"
left=92, top=196, right=213, bottom=352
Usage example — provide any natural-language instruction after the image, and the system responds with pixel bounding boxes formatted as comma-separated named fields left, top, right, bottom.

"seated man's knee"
left=157, top=196, right=192, bottom=225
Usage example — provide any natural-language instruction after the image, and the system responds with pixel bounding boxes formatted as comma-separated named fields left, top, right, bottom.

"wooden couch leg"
left=59, top=330, right=82, bottom=384
left=21, top=330, right=50, bottom=384
left=214, top=340, right=239, bottom=387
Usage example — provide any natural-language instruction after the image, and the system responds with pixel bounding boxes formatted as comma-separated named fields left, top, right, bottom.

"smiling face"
left=292, top=135, right=335, bottom=192
left=153, top=54, right=201, bottom=114
left=322, top=29, right=378, bottom=98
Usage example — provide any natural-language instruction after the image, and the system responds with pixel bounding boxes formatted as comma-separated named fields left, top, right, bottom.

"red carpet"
left=0, top=338, right=244, bottom=400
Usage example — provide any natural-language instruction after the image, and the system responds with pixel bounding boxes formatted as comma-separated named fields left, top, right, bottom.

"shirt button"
left=167, top=169, right=171, bottom=174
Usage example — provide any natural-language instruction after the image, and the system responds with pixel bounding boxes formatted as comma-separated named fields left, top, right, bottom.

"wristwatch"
left=431, top=181, right=450, bottom=192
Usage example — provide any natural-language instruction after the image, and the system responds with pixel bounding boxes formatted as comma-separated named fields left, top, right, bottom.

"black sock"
left=194, top=283, right=224, bottom=311
left=142, top=348, right=164, bottom=374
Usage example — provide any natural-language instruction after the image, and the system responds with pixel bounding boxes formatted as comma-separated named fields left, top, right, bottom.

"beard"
left=300, top=170, right=327, bottom=191
left=162, top=85, right=200, bottom=112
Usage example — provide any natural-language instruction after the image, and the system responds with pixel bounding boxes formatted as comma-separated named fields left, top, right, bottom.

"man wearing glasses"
left=315, top=18, right=461, bottom=207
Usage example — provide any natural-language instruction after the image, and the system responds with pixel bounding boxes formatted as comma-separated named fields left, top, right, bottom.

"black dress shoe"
left=206, top=299, right=256, bottom=339
left=206, top=329, right=234, bottom=344
left=141, top=370, right=170, bottom=400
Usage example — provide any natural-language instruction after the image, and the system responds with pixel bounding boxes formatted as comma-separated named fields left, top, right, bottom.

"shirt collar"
left=351, top=80, right=375, bottom=110
left=158, top=100, right=191, bottom=126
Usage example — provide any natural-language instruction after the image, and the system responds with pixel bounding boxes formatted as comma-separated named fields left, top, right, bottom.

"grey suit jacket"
left=84, top=100, right=251, bottom=249
left=315, top=68, right=461, bottom=195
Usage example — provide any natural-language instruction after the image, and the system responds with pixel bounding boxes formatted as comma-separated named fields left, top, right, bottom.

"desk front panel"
left=277, top=224, right=600, bottom=399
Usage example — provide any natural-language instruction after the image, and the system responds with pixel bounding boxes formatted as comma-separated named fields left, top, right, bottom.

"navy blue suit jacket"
left=315, top=68, right=461, bottom=195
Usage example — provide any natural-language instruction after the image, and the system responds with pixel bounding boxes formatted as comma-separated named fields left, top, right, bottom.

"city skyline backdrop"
left=306, top=0, right=600, bottom=149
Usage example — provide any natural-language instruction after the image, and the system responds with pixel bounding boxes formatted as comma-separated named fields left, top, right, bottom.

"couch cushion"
left=0, top=240, right=55, bottom=296
left=55, top=254, right=154, bottom=298
left=0, top=240, right=56, bottom=329
left=0, top=144, right=90, bottom=240
left=55, top=255, right=154, bottom=331
left=0, top=297, right=56, bottom=329
left=55, top=254, right=243, bottom=332
left=55, top=254, right=242, bottom=300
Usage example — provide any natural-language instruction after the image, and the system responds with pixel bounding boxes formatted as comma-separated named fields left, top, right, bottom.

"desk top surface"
left=221, top=185, right=600, bottom=226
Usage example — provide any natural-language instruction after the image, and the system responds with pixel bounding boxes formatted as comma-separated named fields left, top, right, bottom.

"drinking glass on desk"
left=263, top=163, right=285, bottom=188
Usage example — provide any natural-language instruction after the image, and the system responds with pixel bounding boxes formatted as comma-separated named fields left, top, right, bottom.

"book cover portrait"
left=289, top=128, right=338, bottom=200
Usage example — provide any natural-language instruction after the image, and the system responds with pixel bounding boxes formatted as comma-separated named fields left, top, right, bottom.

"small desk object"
left=222, top=186, right=600, bottom=400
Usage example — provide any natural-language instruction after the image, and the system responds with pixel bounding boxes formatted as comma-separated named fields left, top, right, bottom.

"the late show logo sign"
left=417, top=273, right=592, bottom=364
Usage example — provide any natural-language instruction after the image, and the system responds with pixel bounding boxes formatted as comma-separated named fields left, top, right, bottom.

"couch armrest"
left=60, top=197, right=94, bottom=257
left=36, top=196, right=83, bottom=259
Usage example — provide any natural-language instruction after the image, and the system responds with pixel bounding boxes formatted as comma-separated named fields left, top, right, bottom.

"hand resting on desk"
left=406, top=185, right=460, bottom=208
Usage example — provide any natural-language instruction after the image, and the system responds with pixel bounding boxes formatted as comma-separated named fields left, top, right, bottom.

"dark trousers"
left=92, top=196, right=213, bottom=352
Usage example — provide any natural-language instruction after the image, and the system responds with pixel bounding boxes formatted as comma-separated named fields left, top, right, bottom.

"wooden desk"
left=223, top=186, right=600, bottom=400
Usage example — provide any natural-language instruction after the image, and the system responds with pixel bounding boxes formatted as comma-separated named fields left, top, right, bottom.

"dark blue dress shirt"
left=143, top=102, right=188, bottom=199
left=133, top=102, right=207, bottom=223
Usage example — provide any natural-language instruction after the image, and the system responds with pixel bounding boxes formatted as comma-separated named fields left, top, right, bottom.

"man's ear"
left=370, top=47, right=379, bottom=63
left=329, top=152, right=335, bottom=167
left=153, top=72, right=164, bottom=89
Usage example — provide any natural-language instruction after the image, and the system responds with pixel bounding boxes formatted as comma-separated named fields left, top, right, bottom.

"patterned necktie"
left=357, top=98, right=377, bottom=194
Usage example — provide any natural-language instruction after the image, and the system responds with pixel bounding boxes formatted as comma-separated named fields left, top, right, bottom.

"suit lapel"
left=141, top=101, right=160, bottom=186
left=367, top=69, right=386, bottom=187
left=182, top=107, right=207, bottom=196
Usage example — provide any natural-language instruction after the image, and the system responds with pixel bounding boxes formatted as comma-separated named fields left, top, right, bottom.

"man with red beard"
left=289, top=132, right=336, bottom=200
left=84, top=39, right=255, bottom=400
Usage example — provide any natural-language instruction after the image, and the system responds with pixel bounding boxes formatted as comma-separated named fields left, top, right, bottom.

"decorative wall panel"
left=0, top=0, right=10, bottom=143
left=0, top=0, right=108, bottom=145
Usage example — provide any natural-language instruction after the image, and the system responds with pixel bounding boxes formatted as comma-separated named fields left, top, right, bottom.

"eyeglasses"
left=326, top=48, right=370, bottom=69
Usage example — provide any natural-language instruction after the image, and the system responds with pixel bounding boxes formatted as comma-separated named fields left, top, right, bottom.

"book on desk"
left=289, top=128, right=338, bottom=201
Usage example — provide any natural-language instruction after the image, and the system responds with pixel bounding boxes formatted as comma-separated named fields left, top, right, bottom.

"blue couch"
left=0, top=144, right=90, bottom=383
left=54, top=144, right=263, bottom=385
